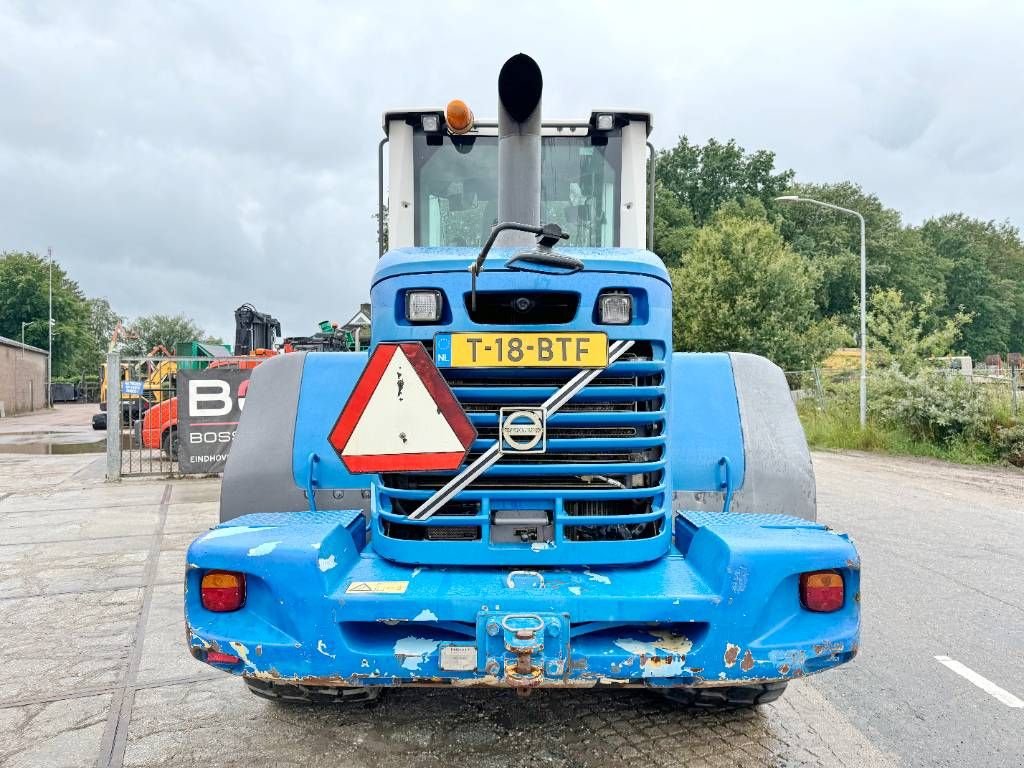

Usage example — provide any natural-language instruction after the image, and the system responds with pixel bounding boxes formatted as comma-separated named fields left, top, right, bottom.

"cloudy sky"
left=2, top=1, right=1022, bottom=342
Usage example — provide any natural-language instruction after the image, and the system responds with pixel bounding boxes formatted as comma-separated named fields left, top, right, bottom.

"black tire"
left=660, top=682, right=787, bottom=709
left=245, top=678, right=383, bottom=706
left=125, top=402, right=146, bottom=425
left=161, top=428, right=179, bottom=461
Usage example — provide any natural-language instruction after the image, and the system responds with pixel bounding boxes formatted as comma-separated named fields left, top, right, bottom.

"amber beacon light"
left=445, top=99, right=474, bottom=134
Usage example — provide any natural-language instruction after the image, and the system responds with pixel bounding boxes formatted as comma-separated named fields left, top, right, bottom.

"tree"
left=374, top=204, right=389, bottom=254
left=867, top=288, right=971, bottom=372
left=122, top=314, right=206, bottom=357
left=70, top=298, right=125, bottom=376
left=0, top=251, right=97, bottom=377
left=777, top=182, right=946, bottom=326
left=672, top=205, right=844, bottom=369
left=86, top=298, right=123, bottom=349
left=920, top=215, right=1024, bottom=359
left=656, top=137, right=794, bottom=229
left=650, top=181, right=697, bottom=268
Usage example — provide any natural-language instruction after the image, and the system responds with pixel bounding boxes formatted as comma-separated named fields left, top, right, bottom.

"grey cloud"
left=2, top=0, right=1024, bottom=341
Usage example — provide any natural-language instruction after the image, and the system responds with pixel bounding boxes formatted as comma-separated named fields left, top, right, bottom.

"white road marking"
left=934, top=656, right=1024, bottom=708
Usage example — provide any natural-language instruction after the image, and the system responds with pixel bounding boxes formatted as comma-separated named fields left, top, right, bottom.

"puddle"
left=0, top=441, right=107, bottom=455
left=0, top=430, right=119, bottom=455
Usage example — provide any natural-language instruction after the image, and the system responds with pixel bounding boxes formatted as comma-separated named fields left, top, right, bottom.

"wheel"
left=245, top=678, right=383, bottom=706
left=161, top=428, right=179, bottom=461
left=659, top=682, right=787, bottom=709
left=125, top=403, right=142, bottom=425
left=92, top=412, right=106, bottom=430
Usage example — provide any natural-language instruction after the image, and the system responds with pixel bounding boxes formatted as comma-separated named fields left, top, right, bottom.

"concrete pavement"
left=0, top=440, right=1021, bottom=766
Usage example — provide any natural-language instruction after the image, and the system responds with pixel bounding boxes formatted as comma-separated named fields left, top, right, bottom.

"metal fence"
left=105, top=352, right=257, bottom=480
left=783, top=365, right=1021, bottom=417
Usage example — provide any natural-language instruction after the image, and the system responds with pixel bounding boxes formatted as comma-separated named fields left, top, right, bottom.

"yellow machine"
left=96, top=328, right=179, bottom=428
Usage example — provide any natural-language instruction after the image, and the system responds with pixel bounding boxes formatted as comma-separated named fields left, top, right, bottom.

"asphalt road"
left=0, top=407, right=1022, bottom=767
left=809, top=451, right=1024, bottom=768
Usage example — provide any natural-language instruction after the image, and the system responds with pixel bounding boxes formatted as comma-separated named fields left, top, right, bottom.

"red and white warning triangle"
left=328, top=342, right=476, bottom=473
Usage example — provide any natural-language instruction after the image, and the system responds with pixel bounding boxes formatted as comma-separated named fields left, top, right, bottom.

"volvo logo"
left=499, top=407, right=546, bottom=454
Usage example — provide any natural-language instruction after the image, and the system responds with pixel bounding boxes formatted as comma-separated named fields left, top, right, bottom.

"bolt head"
left=486, top=621, right=500, bottom=636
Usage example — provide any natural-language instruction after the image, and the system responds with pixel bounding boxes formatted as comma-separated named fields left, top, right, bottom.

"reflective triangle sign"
left=328, top=342, right=476, bottom=473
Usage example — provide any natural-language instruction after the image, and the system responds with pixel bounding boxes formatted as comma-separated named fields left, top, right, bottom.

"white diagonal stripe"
left=934, top=656, right=1024, bottom=708
left=408, top=340, right=635, bottom=522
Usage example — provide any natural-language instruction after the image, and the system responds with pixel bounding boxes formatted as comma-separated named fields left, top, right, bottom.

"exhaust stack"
left=497, top=53, right=543, bottom=246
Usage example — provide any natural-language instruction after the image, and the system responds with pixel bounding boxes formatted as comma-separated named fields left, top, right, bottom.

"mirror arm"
left=468, top=221, right=544, bottom=310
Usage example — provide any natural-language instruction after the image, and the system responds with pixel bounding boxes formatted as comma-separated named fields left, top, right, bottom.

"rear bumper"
left=184, top=510, right=860, bottom=689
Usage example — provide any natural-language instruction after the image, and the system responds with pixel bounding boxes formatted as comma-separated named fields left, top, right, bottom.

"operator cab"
left=380, top=109, right=653, bottom=253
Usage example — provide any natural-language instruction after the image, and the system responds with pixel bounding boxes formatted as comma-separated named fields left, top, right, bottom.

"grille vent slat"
left=379, top=339, right=667, bottom=543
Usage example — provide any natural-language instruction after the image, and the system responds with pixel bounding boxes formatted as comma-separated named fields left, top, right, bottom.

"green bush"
left=991, top=422, right=1024, bottom=467
left=870, top=369, right=990, bottom=443
left=800, top=368, right=1022, bottom=467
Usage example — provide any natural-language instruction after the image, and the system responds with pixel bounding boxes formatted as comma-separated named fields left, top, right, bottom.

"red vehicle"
left=138, top=357, right=266, bottom=459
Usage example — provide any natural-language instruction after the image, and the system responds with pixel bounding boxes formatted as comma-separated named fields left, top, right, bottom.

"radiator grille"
left=375, top=338, right=668, bottom=552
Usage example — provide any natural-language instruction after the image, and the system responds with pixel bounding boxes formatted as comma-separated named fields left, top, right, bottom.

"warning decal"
left=345, top=581, right=410, bottom=594
left=328, top=342, right=476, bottom=473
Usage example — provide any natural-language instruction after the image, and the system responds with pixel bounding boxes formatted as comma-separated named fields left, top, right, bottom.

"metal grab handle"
left=305, top=452, right=320, bottom=513
left=505, top=570, right=545, bottom=589
left=500, top=613, right=545, bottom=634
left=718, top=456, right=734, bottom=514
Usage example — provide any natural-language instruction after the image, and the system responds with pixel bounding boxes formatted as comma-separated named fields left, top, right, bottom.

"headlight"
left=406, top=290, right=443, bottom=322
left=598, top=293, right=632, bottom=325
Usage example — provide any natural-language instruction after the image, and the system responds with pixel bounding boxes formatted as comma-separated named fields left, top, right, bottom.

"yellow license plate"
left=440, top=332, right=608, bottom=368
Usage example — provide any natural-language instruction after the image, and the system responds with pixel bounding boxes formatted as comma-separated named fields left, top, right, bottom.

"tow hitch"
left=480, top=611, right=569, bottom=696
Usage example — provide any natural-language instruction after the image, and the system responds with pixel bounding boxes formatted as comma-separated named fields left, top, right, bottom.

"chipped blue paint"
left=316, top=640, right=336, bottom=659
left=184, top=510, right=860, bottom=688
left=394, top=637, right=440, bottom=671
left=247, top=541, right=280, bottom=557
left=185, top=242, right=859, bottom=691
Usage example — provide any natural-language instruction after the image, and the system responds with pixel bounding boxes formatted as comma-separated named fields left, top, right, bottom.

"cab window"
left=413, top=133, right=621, bottom=248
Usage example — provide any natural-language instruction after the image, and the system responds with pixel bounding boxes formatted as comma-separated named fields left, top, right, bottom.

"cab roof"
left=373, top=246, right=669, bottom=286
left=382, top=109, right=653, bottom=136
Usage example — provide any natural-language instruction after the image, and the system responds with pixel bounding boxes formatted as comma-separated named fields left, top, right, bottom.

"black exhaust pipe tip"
left=498, top=53, right=543, bottom=122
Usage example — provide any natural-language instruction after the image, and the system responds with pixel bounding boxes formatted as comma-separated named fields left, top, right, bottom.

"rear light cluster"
left=800, top=570, right=844, bottom=613
left=206, top=651, right=240, bottom=665
left=200, top=571, right=245, bottom=612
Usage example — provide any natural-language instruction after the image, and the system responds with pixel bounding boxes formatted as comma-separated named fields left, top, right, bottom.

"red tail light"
left=201, top=571, right=246, bottom=612
left=800, top=570, right=844, bottom=612
left=206, top=651, right=240, bottom=664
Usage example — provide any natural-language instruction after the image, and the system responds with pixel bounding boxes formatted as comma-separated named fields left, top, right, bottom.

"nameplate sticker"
left=440, top=644, right=478, bottom=671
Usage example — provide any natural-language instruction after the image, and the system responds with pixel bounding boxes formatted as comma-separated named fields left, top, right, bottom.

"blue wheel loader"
left=184, top=54, right=859, bottom=707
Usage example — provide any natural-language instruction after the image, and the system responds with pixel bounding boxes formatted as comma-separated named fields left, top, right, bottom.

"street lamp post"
left=775, top=195, right=868, bottom=429
left=48, top=247, right=53, bottom=409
